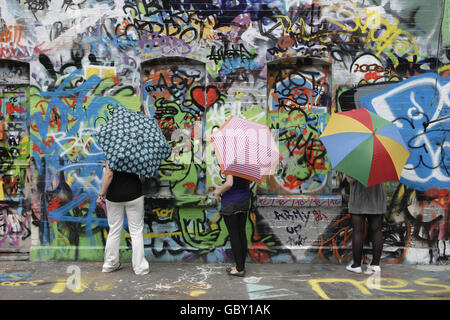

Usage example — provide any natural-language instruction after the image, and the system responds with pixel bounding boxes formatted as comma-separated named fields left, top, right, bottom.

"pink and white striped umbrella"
left=210, top=116, right=282, bottom=184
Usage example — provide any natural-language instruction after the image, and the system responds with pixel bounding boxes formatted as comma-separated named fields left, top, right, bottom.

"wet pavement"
left=0, top=260, right=448, bottom=302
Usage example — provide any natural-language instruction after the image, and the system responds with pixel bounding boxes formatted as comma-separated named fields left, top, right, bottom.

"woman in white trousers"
left=97, top=162, right=149, bottom=275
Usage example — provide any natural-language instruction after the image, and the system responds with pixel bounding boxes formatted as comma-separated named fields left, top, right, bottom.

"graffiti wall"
left=0, top=59, right=31, bottom=258
left=0, top=0, right=448, bottom=264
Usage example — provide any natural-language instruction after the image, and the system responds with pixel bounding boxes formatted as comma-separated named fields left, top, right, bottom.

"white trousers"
left=103, top=196, right=149, bottom=275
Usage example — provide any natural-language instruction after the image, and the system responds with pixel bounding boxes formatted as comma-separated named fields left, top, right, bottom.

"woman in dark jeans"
left=215, top=174, right=251, bottom=277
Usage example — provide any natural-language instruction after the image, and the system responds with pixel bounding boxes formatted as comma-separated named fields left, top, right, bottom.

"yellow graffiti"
left=50, top=279, right=86, bottom=294
left=107, top=225, right=204, bottom=240
left=320, top=2, right=418, bottom=66
left=0, top=280, right=44, bottom=287
left=414, top=278, right=450, bottom=294
left=309, top=276, right=450, bottom=299
left=438, top=64, right=450, bottom=73
left=189, top=289, right=207, bottom=297
left=49, top=279, right=68, bottom=294
left=152, top=207, right=174, bottom=219
left=50, top=275, right=115, bottom=294
left=128, top=231, right=182, bottom=239
left=134, top=5, right=216, bottom=42
left=308, top=278, right=372, bottom=300
left=364, top=277, right=415, bottom=293
left=0, top=178, right=4, bottom=200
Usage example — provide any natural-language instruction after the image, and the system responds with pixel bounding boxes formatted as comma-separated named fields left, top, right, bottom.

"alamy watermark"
left=169, top=120, right=281, bottom=167
left=66, top=265, right=81, bottom=290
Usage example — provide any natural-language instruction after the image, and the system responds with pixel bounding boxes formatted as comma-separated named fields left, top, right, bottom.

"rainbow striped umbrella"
left=210, top=116, right=282, bottom=184
left=319, top=108, right=410, bottom=187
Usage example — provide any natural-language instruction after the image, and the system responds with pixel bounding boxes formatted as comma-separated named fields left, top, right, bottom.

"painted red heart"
left=191, top=86, right=220, bottom=110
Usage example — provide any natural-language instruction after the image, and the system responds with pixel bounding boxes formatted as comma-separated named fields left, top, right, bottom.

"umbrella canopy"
left=95, top=105, right=172, bottom=178
left=319, top=108, right=410, bottom=187
left=210, top=115, right=282, bottom=184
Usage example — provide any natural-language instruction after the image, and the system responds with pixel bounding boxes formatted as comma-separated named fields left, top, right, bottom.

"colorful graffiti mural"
left=0, top=0, right=447, bottom=264
left=0, top=59, right=31, bottom=256
left=267, top=58, right=331, bottom=194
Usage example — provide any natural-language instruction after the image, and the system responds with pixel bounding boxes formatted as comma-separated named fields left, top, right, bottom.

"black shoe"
left=228, top=269, right=246, bottom=277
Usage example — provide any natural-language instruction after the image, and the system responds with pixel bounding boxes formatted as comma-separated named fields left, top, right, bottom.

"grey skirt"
left=221, top=199, right=250, bottom=216
left=349, top=181, right=386, bottom=214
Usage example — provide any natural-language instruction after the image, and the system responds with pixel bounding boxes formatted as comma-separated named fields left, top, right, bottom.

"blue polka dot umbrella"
left=95, top=105, right=172, bottom=178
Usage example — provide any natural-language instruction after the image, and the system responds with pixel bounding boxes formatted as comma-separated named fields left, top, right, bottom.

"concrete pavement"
left=0, top=260, right=449, bottom=302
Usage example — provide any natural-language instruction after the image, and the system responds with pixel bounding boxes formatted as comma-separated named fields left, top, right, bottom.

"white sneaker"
left=364, top=265, right=381, bottom=274
left=346, top=264, right=362, bottom=273
left=102, top=262, right=122, bottom=273
left=134, top=269, right=149, bottom=275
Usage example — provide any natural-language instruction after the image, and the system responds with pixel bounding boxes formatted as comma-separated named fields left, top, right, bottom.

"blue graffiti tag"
left=32, top=70, right=122, bottom=245
left=359, top=73, right=450, bottom=191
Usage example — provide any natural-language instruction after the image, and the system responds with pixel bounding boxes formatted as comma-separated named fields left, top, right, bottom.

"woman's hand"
left=97, top=162, right=113, bottom=206
left=96, top=194, right=105, bottom=206
left=214, top=190, right=222, bottom=202
left=213, top=175, right=233, bottom=203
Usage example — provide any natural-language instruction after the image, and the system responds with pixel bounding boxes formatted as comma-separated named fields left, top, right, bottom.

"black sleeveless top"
left=106, top=171, right=142, bottom=202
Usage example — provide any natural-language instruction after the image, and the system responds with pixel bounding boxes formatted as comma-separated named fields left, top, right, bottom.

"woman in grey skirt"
left=345, top=175, right=386, bottom=274
left=215, top=174, right=251, bottom=277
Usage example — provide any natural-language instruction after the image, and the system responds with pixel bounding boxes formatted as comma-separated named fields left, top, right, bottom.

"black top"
left=221, top=176, right=251, bottom=203
left=106, top=171, right=142, bottom=202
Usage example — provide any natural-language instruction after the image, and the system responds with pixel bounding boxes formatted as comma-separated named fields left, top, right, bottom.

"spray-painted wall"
left=0, top=0, right=448, bottom=264
left=0, top=60, right=31, bottom=260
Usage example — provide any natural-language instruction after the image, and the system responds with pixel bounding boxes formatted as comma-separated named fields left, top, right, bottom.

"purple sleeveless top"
left=221, top=176, right=251, bottom=203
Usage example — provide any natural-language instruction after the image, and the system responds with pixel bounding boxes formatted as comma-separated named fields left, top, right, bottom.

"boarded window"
left=266, top=58, right=332, bottom=195
left=141, top=57, right=206, bottom=196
